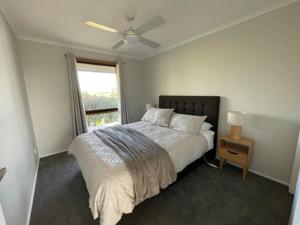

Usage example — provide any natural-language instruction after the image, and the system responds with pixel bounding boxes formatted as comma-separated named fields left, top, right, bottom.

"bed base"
left=159, top=95, right=220, bottom=179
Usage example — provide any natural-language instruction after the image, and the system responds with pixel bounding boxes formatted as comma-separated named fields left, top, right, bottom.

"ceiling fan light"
left=123, top=33, right=139, bottom=44
left=85, top=21, right=118, bottom=33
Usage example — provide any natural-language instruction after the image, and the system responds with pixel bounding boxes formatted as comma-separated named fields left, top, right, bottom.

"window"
left=76, top=58, right=119, bottom=128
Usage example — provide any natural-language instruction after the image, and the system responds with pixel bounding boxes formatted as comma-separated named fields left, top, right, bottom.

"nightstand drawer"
left=219, top=147, right=247, bottom=165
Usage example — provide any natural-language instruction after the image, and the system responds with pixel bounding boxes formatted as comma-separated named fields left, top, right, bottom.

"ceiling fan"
left=86, top=14, right=165, bottom=50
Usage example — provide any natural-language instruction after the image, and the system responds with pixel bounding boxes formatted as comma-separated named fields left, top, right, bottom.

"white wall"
left=18, top=40, right=144, bottom=157
left=0, top=11, right=38, bottom=225
left=10, top=0, right=300, bottom=187
left=142, top=2, right=300, bottom=184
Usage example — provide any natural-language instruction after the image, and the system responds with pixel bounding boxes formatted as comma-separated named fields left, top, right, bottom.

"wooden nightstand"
left=218, top=135, right=254, bottom=180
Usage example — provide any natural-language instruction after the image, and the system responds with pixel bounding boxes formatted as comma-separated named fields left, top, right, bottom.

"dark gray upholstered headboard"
left=159, top=95, right=220, bottom=159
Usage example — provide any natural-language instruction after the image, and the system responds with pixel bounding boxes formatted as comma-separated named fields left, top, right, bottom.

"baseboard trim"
left=26, top=158, right=39, bottom=225
left=39, top=149, right=68, bottom=158
left=215, top=154, right=290, bottom=186
left=40, top=151, right=290, bottom=186
left=249, top=169, right=289, bottom=186
left=24, top=149, right=289, bottom=225
left=26, top=149, right=69, bottom=224
left=222, top=160, right=289, bottom=186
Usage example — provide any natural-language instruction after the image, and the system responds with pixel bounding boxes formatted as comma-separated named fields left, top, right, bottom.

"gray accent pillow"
left=170, top=113, right=207, bottom=136
left=152, top=108, right=174, bottom=127
left=141, top=108, right=158, bottom=123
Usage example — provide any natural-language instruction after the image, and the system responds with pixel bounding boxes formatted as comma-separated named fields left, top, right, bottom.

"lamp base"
left=230, top=125, right=242, bottom=140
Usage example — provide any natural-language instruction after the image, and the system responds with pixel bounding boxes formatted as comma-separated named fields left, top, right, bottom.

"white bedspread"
left=68, top=121, right=210, bottom=225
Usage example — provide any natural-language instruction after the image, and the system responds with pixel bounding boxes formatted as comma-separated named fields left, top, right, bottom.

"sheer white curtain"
left=116, top=60, right=129, bottom=124
left=66, top=53, right=88, bottom=136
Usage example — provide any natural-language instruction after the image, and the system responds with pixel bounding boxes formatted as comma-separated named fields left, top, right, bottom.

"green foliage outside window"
left=81, top=91, right=119, bottom=127
left=86, top=112, right=118, bottom=127
left=81, top=90, right=118, bottom=110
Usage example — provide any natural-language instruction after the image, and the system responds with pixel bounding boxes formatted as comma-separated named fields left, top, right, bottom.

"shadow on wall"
left=218, top=96, right=229, bottom=134
left=246, top=113, right=300, bottom=149
left=216, top=96, right=299, bottom=182
left=245, top=113, right=299, bottom=182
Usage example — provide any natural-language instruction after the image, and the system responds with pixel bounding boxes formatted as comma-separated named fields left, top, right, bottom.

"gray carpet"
left=30, top=152, right=293, bottom=225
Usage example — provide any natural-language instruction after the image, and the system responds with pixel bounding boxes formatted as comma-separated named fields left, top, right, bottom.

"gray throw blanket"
left=93, top=125, right=177, bottom=205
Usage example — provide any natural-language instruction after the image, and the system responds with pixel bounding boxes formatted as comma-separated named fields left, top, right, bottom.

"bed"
left=68, top=96, right=220, bottom=225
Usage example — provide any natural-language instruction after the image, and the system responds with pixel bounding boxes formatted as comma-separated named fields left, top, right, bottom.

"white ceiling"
left=0, top=0, right=295, bottom=59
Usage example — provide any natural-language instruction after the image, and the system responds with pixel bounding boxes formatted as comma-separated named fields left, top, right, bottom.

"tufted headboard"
left=159, top=95, right=220, bottom=159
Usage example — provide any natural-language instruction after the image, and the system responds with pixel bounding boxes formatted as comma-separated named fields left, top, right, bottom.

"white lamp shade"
left=145, top=104, right=156, bottom=110
left=227, top=111, right=245, bottom=126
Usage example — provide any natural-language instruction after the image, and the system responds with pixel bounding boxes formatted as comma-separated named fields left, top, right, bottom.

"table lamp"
left=227, top=111, right=245, bottom=140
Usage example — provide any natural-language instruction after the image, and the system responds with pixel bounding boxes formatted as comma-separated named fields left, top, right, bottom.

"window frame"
left=76, top=57, right=116, bottom=67
left=85, top=108, right=118, bottom=115
left=76, top=57, right=119, bottom=125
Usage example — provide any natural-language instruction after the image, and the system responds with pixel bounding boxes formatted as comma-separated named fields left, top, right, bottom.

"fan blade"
left=86, top=21, right=118, bottom=33
left=112, top=40, right=125, bottom=49
left=139, top=37, right=161, bottom=48
left=136, top=16, right=165, bottom=35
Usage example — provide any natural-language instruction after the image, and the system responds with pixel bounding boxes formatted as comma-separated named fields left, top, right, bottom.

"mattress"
left=69, top=121, right=212, bottom=225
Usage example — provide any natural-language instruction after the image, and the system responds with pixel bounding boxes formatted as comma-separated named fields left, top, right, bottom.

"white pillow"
left=170, top=113, right=207, bottom=136
left=152, top=108, right=174, bottom=127
left=141, top=108, right=157, bottom=123
left=199, top=130, right=215, bottom=150
left=201, top=122, right=213, bottom=131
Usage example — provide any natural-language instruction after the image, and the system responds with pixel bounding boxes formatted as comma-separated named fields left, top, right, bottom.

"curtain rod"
left=64, top=54, right=126, bottom=66
left=76, top=57, right=116, bottom=67
left=64, top=54, right=121, bottom=66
